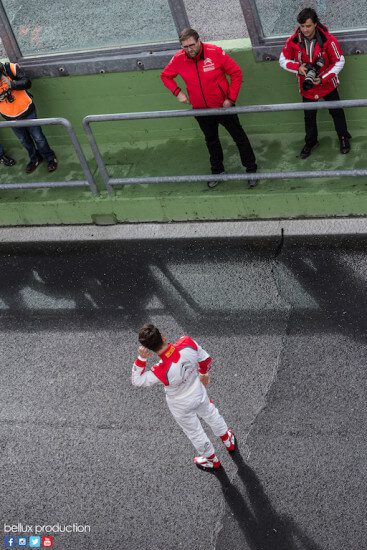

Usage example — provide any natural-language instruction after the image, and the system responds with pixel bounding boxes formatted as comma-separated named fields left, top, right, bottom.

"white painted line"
left=0, top=218, right=366, bottom=243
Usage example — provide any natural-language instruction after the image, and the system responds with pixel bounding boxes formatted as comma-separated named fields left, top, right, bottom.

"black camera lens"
left=302, top=67, right=317, bottom=91
left=303, top=79, right=314, bottom=91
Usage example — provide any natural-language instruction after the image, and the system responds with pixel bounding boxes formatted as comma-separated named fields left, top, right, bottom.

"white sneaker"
left=194, top=453, right=221, bottom=471
left=220, top=428, right=237, bottom=453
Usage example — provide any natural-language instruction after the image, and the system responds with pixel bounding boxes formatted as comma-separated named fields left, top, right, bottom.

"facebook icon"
left=4, top=537, right=15, bottom=548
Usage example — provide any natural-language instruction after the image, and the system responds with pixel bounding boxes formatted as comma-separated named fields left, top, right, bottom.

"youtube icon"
left=41, top=536, right=53, bottom=547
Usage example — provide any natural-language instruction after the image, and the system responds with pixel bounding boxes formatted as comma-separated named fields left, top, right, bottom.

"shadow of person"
left=214, top=450, right=323, bottom=550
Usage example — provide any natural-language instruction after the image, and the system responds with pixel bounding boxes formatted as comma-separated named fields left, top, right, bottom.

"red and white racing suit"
left=131, top=336, right=228, bottom=458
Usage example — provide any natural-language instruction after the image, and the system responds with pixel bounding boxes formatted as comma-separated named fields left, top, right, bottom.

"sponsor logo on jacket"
left=203, top=58, right=215, bottom=72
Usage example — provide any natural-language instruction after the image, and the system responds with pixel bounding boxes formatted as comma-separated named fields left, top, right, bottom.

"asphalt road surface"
left=0, top=235, right=365, bottom=549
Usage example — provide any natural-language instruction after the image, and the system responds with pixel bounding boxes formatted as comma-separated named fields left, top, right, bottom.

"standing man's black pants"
left=195, top=113, right=257, bottom=174
left=302, top=89, right=350, bottom=146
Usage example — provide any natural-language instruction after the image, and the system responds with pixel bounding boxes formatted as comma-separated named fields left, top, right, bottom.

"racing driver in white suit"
left=131, top=323, right=236, bottom=471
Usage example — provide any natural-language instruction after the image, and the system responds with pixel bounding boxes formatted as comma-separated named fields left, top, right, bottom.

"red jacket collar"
left=158, top=343, right=176, bottom=359
left=158, top=343, right=180, bottom=363
left=294, top=24, right=330, bottom=42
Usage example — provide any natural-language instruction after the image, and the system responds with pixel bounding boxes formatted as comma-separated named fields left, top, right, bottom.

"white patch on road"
left=20, top=287, right=76, bottom=309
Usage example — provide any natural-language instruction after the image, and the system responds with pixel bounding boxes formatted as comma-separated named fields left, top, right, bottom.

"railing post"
left=0, top=117, right=98, bottom=194
left=82, top=117, right=113, bottom=194
left=62, top=119, right=98, bottom=194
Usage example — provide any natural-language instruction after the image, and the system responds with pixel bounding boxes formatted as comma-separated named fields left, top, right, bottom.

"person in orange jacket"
left=0, top=61, right=57, bottom=173
left=161, top=28, right=257, bottom=189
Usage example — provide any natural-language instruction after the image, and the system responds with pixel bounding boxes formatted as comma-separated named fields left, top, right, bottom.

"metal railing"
left=0, top=117, right=97, bottom=194
left=83, top=98, right=367, bottom=194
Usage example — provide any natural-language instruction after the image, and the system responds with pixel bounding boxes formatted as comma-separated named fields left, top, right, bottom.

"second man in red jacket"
left=279, top=8, right=351, bottom=158
left=161, top=28, right=257, bottom=189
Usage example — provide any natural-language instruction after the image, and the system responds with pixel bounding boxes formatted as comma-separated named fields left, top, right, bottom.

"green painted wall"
left=1, top=39, right=366, bottom=147
left=0, top=39, right=366, bottom=225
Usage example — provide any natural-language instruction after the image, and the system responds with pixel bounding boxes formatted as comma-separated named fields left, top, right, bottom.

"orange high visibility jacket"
left=0, top=62, right=33, bottom=119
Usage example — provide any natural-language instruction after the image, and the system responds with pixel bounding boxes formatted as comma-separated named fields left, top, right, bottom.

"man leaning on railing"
left=0, top=61, right=58, bottom=174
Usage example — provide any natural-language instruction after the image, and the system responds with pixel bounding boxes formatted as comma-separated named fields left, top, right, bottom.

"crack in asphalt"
left=212, top=242, right=293, bottom=550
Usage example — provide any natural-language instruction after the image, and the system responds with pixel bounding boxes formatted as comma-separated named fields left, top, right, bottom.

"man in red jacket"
left=161, top=28, right=257, bottom=188
left=280, top=8, right=351, bottom=159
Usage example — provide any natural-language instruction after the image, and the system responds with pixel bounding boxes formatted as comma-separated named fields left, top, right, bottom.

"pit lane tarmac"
left=0, top=235, right=365, bottom=550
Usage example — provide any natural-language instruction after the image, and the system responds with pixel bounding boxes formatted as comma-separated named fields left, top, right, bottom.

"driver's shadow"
left=214, top=451, right=323, bottom=550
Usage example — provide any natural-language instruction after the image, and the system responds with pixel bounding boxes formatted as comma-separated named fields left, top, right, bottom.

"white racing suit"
left=131, top=336, right=228, bottom=457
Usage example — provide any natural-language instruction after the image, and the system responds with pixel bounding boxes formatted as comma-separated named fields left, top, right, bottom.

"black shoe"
left=248, top=178, right=258, bottom=188
left=0, top=154, right=16, bottom=166
left=246, top=166, right=258, bottom=188
left=47, top=158, right=58, bottom=172
left=339, top=136, right=351, bottom=154
left=207, top=171, right=225, bottom=189
left=25, top=157, right=43, bottom=174
left=300, top=142, right=319, bottom=159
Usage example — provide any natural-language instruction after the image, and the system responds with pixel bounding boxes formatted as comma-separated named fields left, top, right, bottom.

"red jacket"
left=279, top=24, right=345, bottom=99
left=161, top=43, right=243, bottom=109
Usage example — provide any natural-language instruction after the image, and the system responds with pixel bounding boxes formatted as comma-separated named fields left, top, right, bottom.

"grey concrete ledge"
left=0, top=217, right=366, bottom=243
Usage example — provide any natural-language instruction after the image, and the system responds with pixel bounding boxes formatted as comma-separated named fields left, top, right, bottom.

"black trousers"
left=302, top=89, right=350, bottom=146
left=195, top=113, right=257, bottom=174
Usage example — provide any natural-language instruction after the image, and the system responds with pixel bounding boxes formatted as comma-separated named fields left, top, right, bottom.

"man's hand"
left=313, top=77, right=322, bottom=86
left=222, top=99, right=234, bottom=108
left=177, top=91, right=190, bottom=104
left=0, top=76, right=11, bottom=101
left=298, top=63, right=308, bottom=76
left=0, top=74, right=11, bottom=91
left=138, top=345, right=153, bottom=359
left=199, top=373, right=210, bottom=386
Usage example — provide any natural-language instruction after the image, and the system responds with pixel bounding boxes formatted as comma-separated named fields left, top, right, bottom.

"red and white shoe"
left=194, top=453, right=221, bottom=471
left=220, top=429, right=237, bottom=453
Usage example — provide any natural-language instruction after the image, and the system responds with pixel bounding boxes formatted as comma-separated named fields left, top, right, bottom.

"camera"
left=0, top=63, right=15, bottom=102
left=302, top=55, right=325, bottom=91
left=0, top=88, right=15, bottom=103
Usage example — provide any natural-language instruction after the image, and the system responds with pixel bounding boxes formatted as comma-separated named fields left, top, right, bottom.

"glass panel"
left=254, top=0, right=367, bottom=38
left=184, top=0, right=248, bottom=40
left=1, top=0, right=178, bottom=56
